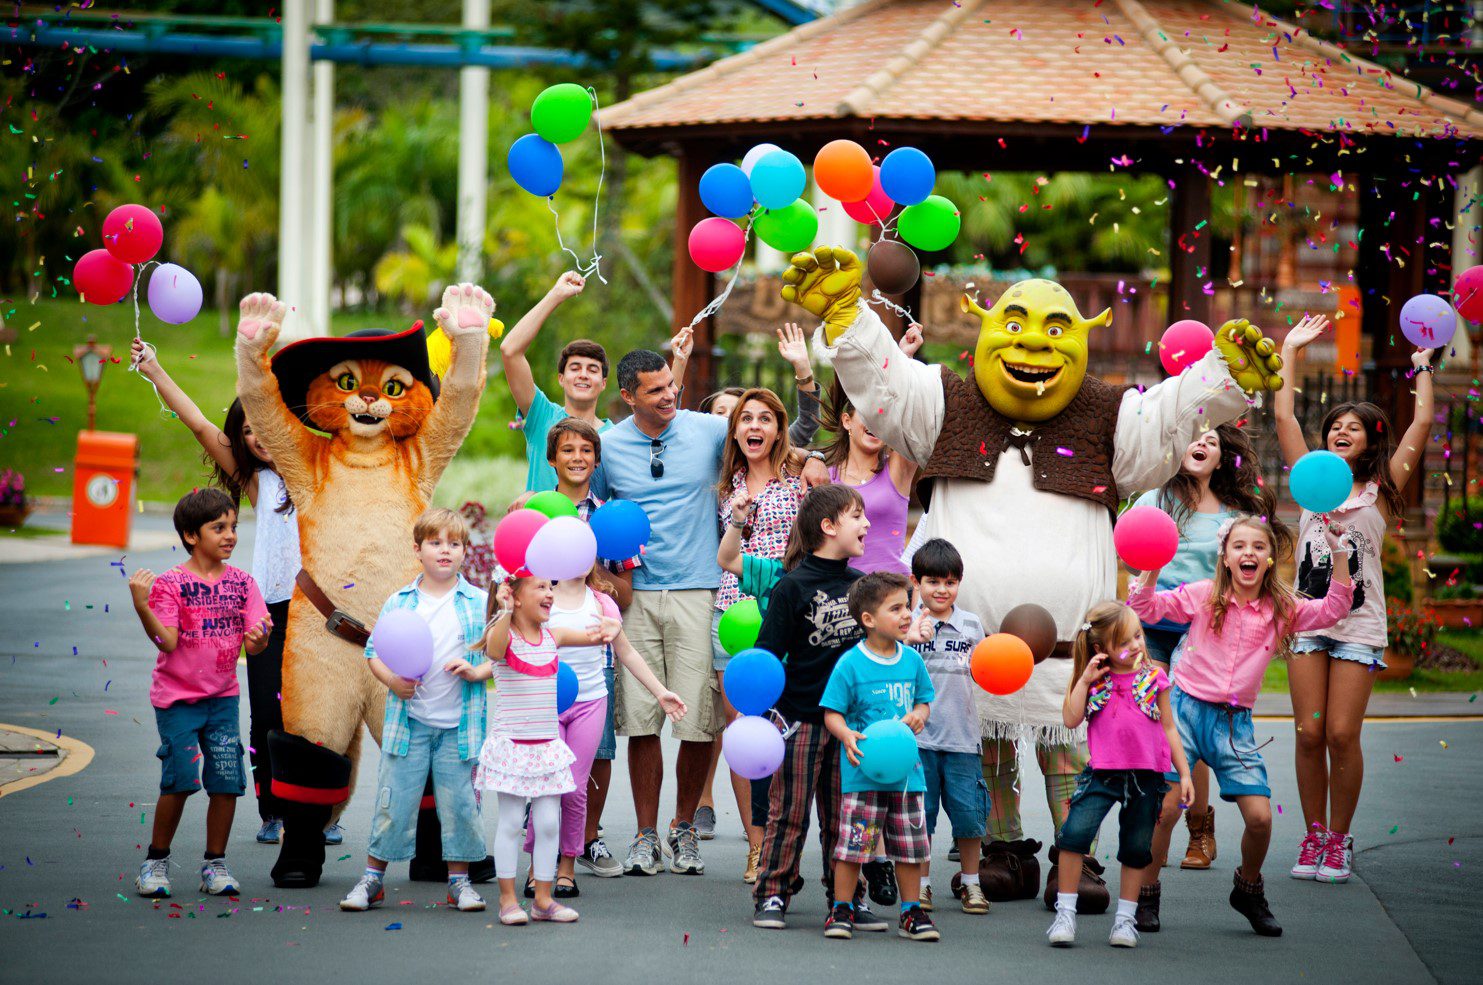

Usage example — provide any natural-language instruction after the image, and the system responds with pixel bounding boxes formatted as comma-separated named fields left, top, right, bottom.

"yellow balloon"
left=425, top=318, right=504, bottom=379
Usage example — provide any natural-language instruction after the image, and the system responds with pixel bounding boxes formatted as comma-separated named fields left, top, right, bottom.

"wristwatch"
left=1416, top=363, right=1435, bottom=374
left=795, top=373, right=815, bottom=388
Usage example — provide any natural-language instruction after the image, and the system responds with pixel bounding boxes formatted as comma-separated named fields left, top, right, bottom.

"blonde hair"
left=1210, top=514, right=1298, bottom=643
left=413, top=507, right=469, bottom=547
left=1066, top=602, right=1144, bottom=705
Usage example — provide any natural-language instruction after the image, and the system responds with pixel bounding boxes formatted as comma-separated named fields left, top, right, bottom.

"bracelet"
left=729, top=517, right=747, bottom=529
left=1416, top=364, right=1435, bottom=374
left=795, top=373, right=815, bottom=387
left=808, top=450, right=826, bottom=461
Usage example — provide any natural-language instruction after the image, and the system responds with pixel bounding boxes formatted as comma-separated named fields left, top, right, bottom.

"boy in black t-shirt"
left=751, top=484, right=878, bottom=931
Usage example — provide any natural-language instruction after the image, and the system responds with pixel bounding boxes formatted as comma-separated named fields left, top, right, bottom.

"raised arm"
left=499, top=272, right=584, bottom=415
left=777, top=322, right=822, bottom=447
left=132, top=338, right=251, bottom=503
left=416, top=283, right=494, bottom=498
left=718, top=491, right=752, bottom=577
left=670, top=325, right=693, bottom=394
left=234, top=293, right=320, bottom=497
left=1274, top=315, right=1329, bottom=468
left=1391, top=348, right=1437, bottom=492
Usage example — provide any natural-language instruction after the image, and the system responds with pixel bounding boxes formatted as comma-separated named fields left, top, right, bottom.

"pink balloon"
left=494, top=508, right=549, bottom=574
left=73, top=249, right=134, bottom=305
left=1452, top=265, right=1482, bottom=323
left=842, top=166, right=895, bottom=226
left=1159, top=320, right=1214, bottom=375
left=102, top=204, right=163, bottom=264
left=688, top=217, right=745, bottom=273
left=1113, top=506, right=1179, bottom=571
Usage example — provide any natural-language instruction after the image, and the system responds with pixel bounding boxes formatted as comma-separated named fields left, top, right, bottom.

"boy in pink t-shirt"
left=129, top=488, right=270, bottom=900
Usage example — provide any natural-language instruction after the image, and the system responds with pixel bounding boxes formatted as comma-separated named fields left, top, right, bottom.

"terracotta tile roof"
left=601, top=0, right=1482, bottom=139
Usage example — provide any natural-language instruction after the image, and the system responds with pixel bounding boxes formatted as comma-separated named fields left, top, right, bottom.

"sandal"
left=523, top=875, right=535, bottom=899
left=499, top=904, right=528, bottom=926
left=531, top=900, right=579, bottom=923
left=554, top=876, right=580, bottom=899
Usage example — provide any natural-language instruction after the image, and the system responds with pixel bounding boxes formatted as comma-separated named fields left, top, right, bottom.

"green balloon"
left=896, top=195, right=960, bottom=253
left=754, top=199, right=819, bottom=253
left=526, top=490, right=579, bottom=520
left=717, top=599, right=762, bottom=656
left=531, top=83, right=593, bottom=144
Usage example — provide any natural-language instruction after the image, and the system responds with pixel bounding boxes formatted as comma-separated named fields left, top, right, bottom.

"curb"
left=0, top=724, right=95, bottom=798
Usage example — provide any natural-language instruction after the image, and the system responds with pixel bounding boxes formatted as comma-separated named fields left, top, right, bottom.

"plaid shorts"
left=835, top=790, right=929, bottom=864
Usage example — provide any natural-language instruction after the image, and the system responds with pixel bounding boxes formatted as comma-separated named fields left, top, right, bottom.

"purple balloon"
left=721, top=715, right=785, bottom=780
left=1398, top=293, right=1456, bottom=349
left=525, top=515, right=598, bottom=582
left=147, top=263, right=203, bottom=324
left=370, top=608, right=434, bottom=680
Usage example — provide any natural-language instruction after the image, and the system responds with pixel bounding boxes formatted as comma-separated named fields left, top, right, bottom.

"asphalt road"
left=0, top=515, right=1478, bottom=985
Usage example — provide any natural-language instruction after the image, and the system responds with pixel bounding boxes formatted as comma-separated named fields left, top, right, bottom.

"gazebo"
left=603, top=0, right=1481, bottom=515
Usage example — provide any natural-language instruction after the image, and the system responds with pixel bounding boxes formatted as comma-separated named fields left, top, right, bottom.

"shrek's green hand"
left=780, top=246, right=863, bottom=345
left=1213, top=319, right=1284, bottom=393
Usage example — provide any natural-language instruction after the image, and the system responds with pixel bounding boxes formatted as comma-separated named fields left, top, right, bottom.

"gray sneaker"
left=624, top=831, right=663, bottom=876
left=578, top=838, right=624, bottom=878
left=667, top=821, right=705, bottom=875
left=693, top=805, right=717, bottom=841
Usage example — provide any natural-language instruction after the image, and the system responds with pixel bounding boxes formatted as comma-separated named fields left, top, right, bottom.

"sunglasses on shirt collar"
left=649, top=438, right=665, bottom=479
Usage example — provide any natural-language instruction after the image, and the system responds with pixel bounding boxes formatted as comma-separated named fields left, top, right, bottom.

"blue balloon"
left=858, top=719, right=920, bottom=786
left=879, top=147, right=935, bottom=206
left=722, top=648, right=785, bottom=716
left=1289, top=450, right=1354, bottom=514
left=700, top=163, right=754, bottom=219
left=508, top=133, right=563, bottom=197
left=749, top=150, right=806, bottom=210
left=589, top=499, right=651, bottom=562
left=556, top=661, right=578, bottom=715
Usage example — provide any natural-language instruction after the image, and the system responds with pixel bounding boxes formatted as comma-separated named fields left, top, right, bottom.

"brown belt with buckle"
left=1049, top=641, right=1072, bottom=659
left=295, top=569, right=370, bottom=647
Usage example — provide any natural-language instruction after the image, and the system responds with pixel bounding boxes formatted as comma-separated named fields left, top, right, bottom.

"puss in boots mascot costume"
left=235, top=284, right=494, bottom=888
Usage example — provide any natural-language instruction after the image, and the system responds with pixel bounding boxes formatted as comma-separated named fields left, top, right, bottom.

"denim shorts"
left=154, top=695, right=245, bottom=796
left=919, top=748, right=989, bottom=840
left=367, top=717, right=485, bottom=863
left=1290, top=634, right=1387, bottom=670
left=711, top=608, right=731, bottom=671
left=595, top=665, right=617, bottom=761
left=1142, top=626, right=1186, bottom=668
left=1056, top=767, right=1165, bottom=868
left=1163, top=686, right=1271, bottom=801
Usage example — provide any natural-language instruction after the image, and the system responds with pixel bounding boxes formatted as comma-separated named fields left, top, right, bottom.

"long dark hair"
left=1158, top=422, right=1289, bottom=556
left=1319, top=401, right=1405, bottom=516
left=215, top=398, right=293, bottom=515
left=819, top=377, right=886, bottom=473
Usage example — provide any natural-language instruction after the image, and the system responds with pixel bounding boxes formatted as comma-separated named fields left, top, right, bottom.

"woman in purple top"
left=822, top=376, right=917, bottom=575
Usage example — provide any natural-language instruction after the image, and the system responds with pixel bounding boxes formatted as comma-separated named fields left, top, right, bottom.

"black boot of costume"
left=408, top=776, right=495, bottom=883
left=267, top=730, right=351, bottom=889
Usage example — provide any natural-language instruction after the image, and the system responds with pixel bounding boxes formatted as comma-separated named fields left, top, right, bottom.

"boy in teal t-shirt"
left=820, top=572, right=938, bottom=943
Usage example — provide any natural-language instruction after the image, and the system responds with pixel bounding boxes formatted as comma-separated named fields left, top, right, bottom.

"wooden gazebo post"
left=1168, top=162, right=1213, bottom=327
left=671, top=146, right=715, bottom=404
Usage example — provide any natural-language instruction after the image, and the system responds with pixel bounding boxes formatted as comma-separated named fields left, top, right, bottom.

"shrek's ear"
left=961, top=294, right=990, bottom=319
left=1088, top=307, right=1113, bottom=330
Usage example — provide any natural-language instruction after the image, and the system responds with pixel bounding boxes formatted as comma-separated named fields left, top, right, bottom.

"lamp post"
left=73, top=335, right=111, bottom=432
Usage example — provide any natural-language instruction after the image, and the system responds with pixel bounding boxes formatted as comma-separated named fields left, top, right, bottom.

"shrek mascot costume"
left=783, top=247, right=1282, bottom=911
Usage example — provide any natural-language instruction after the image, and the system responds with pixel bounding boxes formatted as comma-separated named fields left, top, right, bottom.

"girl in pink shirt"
left=1126, top=515, right=1352, bottom=939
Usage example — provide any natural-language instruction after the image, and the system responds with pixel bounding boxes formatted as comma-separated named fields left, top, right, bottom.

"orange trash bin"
left=71, top=430, right=138, bottom=549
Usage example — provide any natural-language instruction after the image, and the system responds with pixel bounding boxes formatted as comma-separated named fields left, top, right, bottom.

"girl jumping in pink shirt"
left=1125, top=515, right=1352, bottom=939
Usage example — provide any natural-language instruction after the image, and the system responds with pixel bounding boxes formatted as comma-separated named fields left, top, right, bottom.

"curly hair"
left=1156, top=422, right=1290, bottom=557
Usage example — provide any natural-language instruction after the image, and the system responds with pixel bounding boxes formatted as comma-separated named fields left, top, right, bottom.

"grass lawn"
left=2, top=298, right=526, bottom=502
left=1260, top=636, right=1483, bottom=694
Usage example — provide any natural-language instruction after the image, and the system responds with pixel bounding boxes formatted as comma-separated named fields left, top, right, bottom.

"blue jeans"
left=154, top=695, right=244, bottom=796
left=1291, top=634, right=1387, bottom=669
left=367, top=717, right=485, bottom=863
left=1162, top=686, right=1271, bottom=800
left=595, top=666, right=617, bottom=761
left=919, top=748, right=989, bottom=840
left=1142, top=626, right=1186, bottom=668
left=1056, top=768, right=1165, bottom=868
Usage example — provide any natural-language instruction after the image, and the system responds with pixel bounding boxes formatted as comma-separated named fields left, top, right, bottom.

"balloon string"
left=585, top=86, right=608, bottom=286
left=866, top=288, right=916, bottom=325
left=547, top=197, right=603, bottom=283
left=126, top=260, right=173, bottom=417
left=766, top=707, right=800, bottom=740
left=682, top=219, right=754, bottom=332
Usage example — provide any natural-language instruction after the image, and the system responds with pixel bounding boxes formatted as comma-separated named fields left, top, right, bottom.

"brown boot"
left=976, top=838, right=1042, bottom=902
left=1180, top=807, right=1217, bottom=869
left=1041, top=846, right=1110, bottom=914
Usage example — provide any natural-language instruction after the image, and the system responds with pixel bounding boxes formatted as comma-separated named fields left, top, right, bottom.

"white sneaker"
left=624, top=831, right=663, bottom=876
left=135, top=857, right=171, bottom=898
left=1315, top=832, right=1353, bottom=883
left=448, top=879, right=486, bottom=911
left=1047, top=908, right=1076, bottom=947
left=1290, top=826, right=1328, bottom=879
left=1109, top=915, right=1140, bottom=948
left=339, top=873, right=385, bottom=911
left=199, top=857, right=240, bottom=896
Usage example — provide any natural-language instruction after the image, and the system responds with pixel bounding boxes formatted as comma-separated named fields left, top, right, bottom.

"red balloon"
left=74, top=249, right=135, bottom=305
left=102, top=204, right=164, bottom=264
left=688, top=217, right=746, bottom=273
left=970, top=634, right=1034, bottom=695
left=1456, top=265, right=1483, bottom=323
left=843, top=166, right=895, bottom=226
left=1113, top=506, right=1179, bottom=571
left=1158, top=319, right=1214, bottom=375
left=493, top=508, right=549, bottom=574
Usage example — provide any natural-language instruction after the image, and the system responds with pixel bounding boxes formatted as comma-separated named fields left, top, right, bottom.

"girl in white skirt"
left=477, top=575, right=619, bottom=925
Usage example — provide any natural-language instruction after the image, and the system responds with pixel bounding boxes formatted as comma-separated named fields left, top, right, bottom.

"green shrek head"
left=960, top=279, right=1112, bottom=424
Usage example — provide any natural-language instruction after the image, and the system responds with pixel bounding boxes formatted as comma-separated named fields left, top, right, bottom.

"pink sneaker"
left=531, top=900, right=579, bottom=923
left=1290, top=826, right=1328, bottom=880
left=1315, top=832, right=1352, bottom=883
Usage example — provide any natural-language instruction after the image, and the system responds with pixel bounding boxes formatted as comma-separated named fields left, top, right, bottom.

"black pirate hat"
left=270, top=321, right=439, bottom=427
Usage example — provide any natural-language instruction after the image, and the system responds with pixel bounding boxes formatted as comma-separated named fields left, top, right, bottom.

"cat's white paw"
left=238, top=293, right=286, bottom=348
left=434, top=283, right=495, bottom=338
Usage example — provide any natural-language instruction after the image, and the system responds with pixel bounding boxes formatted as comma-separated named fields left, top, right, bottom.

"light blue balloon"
left=508, top=133, right=563, bottom=197
left=1289, top=450, right=1353, bottom=514
left=749, top=150, right=806, bottom=211
left=880, top=147, right=935, bottom=206
left=858, top=719, right=919, bottom=786
left=699, top=163, right=754, bottom=219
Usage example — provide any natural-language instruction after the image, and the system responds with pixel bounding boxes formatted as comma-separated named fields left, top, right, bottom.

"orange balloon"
left=970, top=633, right=1035, bottom=696
left=814, top=140, right=874, bottom=203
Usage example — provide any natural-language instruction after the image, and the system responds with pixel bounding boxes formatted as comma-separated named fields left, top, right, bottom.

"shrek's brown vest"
left=917, top=365, right=1131, bottom=519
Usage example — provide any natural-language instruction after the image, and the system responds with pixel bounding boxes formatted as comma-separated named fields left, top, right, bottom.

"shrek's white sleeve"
left=1112, top=348, right=1255, bottom=494
left=818, top=304, right=945, bottom=464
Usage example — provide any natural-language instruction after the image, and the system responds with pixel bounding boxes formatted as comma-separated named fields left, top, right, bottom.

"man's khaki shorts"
left=616, top=588, right=720, bottom=741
